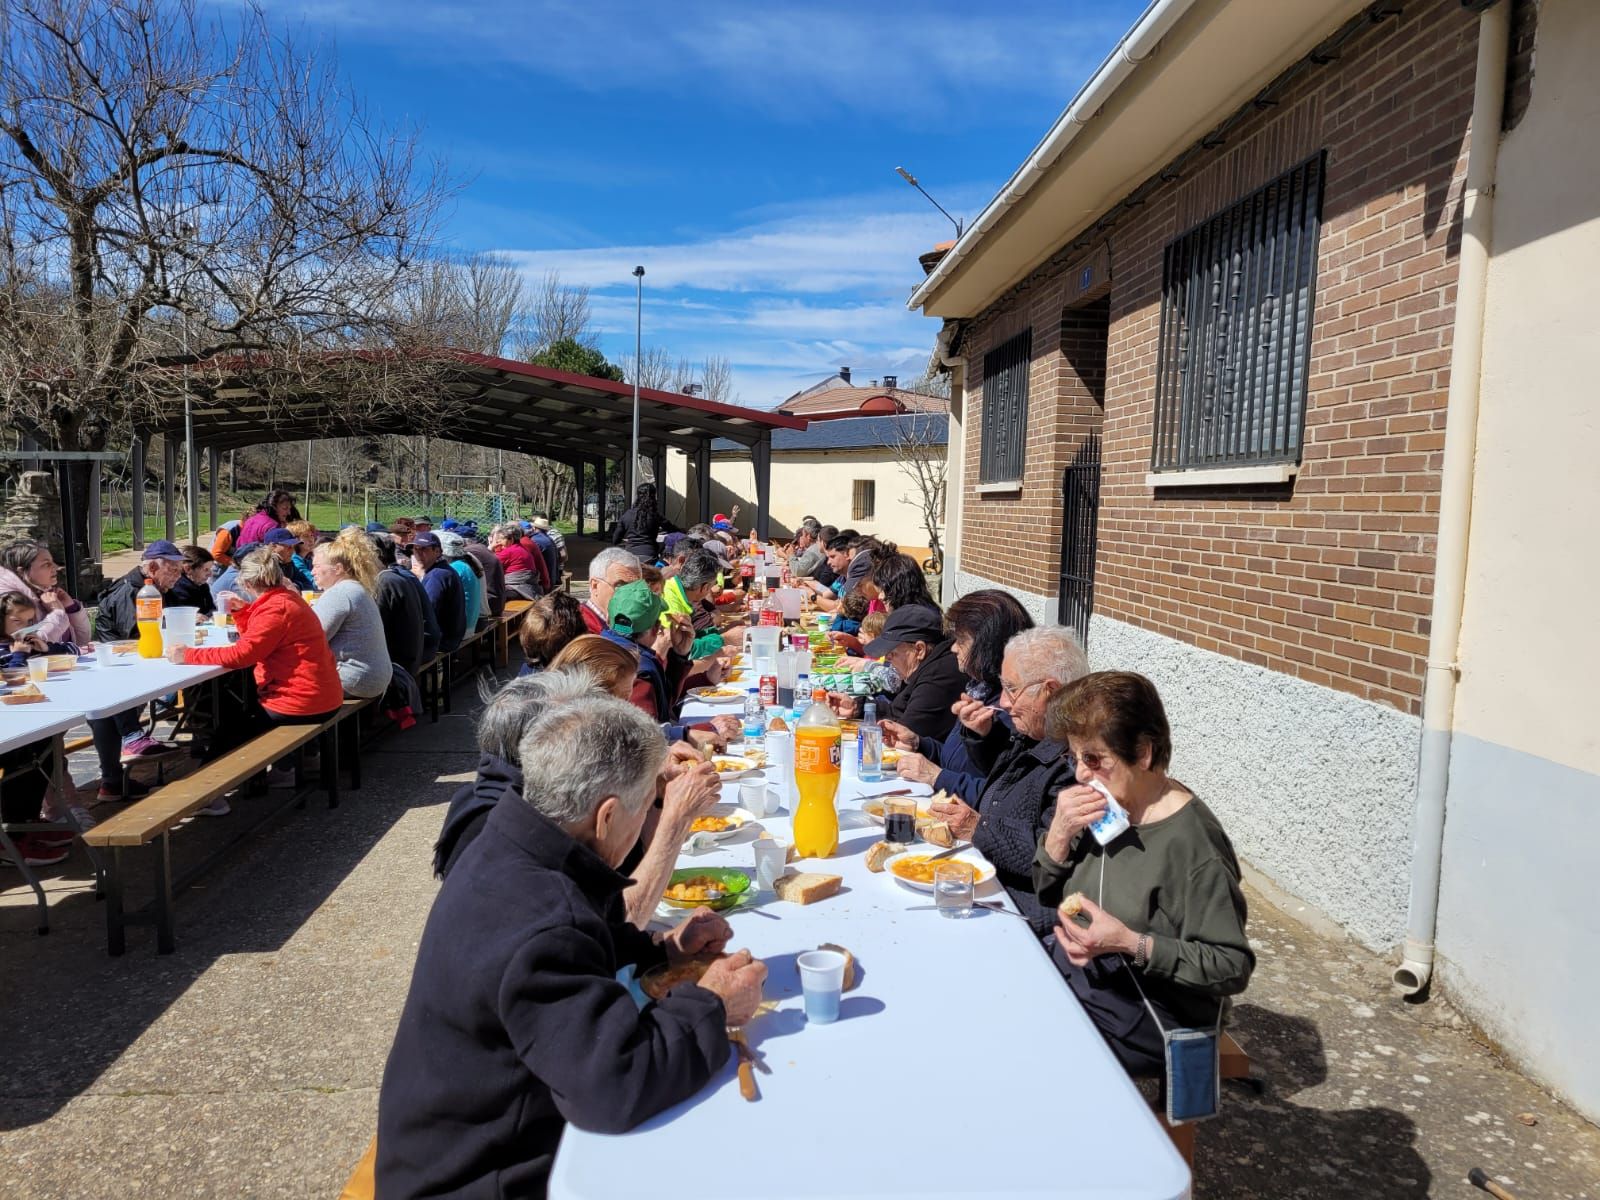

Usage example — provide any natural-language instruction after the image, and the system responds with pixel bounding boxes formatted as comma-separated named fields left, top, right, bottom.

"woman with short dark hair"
left=518, top=591, right=588, bottom=673
left=870, top=551, right=939, bottom=615
left=1034, top=671, right=1254, bottom=1078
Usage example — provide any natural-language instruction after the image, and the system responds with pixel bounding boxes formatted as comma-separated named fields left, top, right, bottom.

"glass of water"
left=933, top=862, right=975, bottom=919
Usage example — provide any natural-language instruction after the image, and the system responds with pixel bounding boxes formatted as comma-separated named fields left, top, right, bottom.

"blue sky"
left=259, top=0, right=1148, bottom=406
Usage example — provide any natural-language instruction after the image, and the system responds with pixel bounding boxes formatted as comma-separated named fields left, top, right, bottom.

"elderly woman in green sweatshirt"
left=1033, top=670, right=1253, bottom=1079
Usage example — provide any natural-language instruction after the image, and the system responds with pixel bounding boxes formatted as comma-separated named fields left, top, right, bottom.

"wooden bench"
left=82, top=698, right=373, bottom=956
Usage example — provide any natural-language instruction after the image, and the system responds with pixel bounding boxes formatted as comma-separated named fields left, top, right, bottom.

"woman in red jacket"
left=170, top=546, right=343, bottom=811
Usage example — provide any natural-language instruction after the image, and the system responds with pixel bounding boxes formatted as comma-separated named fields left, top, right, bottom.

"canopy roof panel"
left=141, top=349, right=805, bottom=463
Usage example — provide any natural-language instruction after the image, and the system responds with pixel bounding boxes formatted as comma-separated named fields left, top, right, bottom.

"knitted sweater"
left=314, top=579, right=393, bottom=699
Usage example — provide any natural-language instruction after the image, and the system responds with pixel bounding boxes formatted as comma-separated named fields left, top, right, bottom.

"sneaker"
left=119, top=736, right=174, bottom=762
left=96, top=776, right=152, bottom=802
left=1, top=835, right=69, bottom=868
left=266, top=765, right=297, bottom=789
left=34, top=828, right=77, bottom=848
left=196, top=795, right=231, bottom=818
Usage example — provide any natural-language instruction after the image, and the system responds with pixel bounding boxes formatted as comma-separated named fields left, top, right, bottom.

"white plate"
left=882, top=847, right=996, bottom=893
left=688, top=686, right=745, bottom=705
left=684, top=804, right=759, bottom=843
left=710, top=755, right=763, bottom=779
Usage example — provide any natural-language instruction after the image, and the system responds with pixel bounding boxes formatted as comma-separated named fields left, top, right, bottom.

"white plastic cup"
left=764, top=731, right=793, bottom=810
left=753, top=840, right=788, bottom=892
left=94, top=643, right=116, bottom=667
left=27, top=657, right=49, bottom=682
left=739, top=777, right=770, bottom=817
left=796, top=949, right=847, bottom=1024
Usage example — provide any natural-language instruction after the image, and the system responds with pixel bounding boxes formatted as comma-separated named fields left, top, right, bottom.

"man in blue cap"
left=411, top=531, right=466, bottom=651
left=261, top=527, right=316, bottom=591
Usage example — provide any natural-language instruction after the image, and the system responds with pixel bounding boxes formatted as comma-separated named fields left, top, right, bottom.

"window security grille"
left=980, top=329, right=1032, bottom=483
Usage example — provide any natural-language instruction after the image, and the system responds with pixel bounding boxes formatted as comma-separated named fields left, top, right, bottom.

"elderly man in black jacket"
left=930, top=626, right=1088, bottom=936
left=830, top=604, right=966, bottom=741
left=378, top=695, right=767, bottom=1198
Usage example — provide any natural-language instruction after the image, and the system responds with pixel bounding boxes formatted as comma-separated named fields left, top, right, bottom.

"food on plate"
left=45, top=654, right=78, bottom=672
left=695, top=687, right=742, bottom=700
left=890, top=856, right=981, bottom=886
left=663, top=875, right=730, bottom=903
left=818, top=942, right=856, bottom=991
left=772, top=871, right=842, bottom=905
left=880, top=748, right=903, bottom=766
left=639, top=954, right=726, bottom=1000
left=865, top=842, right=895, bottom=873
left=1058, top=892, right=1086, bottom=921
left=921, top=820, right=955, bottom=849
left=712, top=755, right=757, bottom=775
left=1, top=682, right=46, bottom=705
left=689, top=814, right=740, bottom=834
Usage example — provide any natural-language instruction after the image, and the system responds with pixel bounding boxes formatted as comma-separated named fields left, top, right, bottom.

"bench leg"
left=105, top=847, right=127, bottom=956
left=348, top=720, right=363, bottom=791
left=0, top=826, right=50, bottom=936
left=322, top=726, right=340, bottom=809
left=152, top=834, right=175, bottom=955
left=443, top=654, right=454, bottom=713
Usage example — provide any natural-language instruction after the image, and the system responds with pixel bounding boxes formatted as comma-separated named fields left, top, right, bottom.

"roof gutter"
left=907, top=0, right=1201, bottom=314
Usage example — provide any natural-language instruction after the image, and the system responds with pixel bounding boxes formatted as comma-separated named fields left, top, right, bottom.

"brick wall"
left=959, top=0, right=1484, bottom=713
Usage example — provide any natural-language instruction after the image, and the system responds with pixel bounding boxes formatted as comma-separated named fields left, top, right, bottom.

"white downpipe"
left=906, top=0, right=1198, bottom=312
left=1393, top=0, right=1509, bottom=997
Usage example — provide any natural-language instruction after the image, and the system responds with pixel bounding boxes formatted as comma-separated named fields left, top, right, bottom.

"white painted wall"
left=1434, top=0, right=1600, bottom=1123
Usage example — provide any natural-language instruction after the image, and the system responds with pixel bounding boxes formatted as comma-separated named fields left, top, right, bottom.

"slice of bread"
left=864, top=842, right=895, bottom=873
left=773, top=871, right=842, bottom=905
left=922, top=821, right=955, bottom=848
left=818, top=942, right=856, bottom=991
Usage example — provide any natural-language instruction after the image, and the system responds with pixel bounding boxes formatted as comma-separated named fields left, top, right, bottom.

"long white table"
left=549, top=687, right=1191, bottom=1200
left=7, top=655, right=227, bottom=720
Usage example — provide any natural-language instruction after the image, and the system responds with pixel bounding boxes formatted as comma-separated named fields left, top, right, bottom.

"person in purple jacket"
left=377, top=695, right=766, bottom=1198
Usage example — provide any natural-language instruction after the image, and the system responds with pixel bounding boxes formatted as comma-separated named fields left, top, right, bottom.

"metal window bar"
left=852, top=479, right=875, bottom=521
left=980, top=329, right=1033, bottom=483
left=1151, top=153, right=1325, bottom=471
left=1057, top=434, right=1103, bottom=644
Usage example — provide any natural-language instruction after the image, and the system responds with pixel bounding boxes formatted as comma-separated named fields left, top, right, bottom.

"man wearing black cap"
left=833, top=604, right=965, bottom=740
left=411, top=531, right=466, bottom=652
left=95, top=539, right=187, bottom=642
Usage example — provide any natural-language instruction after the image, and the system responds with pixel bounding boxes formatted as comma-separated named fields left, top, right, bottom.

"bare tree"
left=400, top=252, right=525, bottom=356
left=891, top=414, right=948, bottom=568
left=623, top=345, right=675, bottom=391
left=670, top=356, right=697, bottom=394
left=701, top=355, right=735, bottom=404
left=518, top=269, right=594, bottom=358
left=0, top=0, right=452, bottom=563
left=900, top=361, right=953, bottom=400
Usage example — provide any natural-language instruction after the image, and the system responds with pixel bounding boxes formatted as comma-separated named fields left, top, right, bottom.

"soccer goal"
left=364, top=486, right=516, bottom=528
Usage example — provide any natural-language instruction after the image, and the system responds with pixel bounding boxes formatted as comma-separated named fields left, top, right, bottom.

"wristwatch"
left=1133, top=933, right=1152, bottom=969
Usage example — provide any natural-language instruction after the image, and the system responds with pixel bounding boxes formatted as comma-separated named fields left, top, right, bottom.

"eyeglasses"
left=1000, top=678, right=1045, bottom=701
left=1075, top=750, right=1114, bottom=771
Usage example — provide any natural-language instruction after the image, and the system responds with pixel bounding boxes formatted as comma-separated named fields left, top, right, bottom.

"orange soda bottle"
left=793, top=687, right=841, bottom=857
left=135, top=580, right=164, bottom=658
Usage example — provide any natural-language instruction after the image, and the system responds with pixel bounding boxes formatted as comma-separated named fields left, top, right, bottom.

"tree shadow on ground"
left=1194, top=1003, right=1431, bottom=1199
left=0, top=665, right=506, bottom=1129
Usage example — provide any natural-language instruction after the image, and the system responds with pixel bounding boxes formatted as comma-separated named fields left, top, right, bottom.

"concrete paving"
left=3, top=665, right=1598, bottom=1199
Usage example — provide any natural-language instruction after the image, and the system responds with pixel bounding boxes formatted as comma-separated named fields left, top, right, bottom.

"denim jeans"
left=87, top=706, right=144, bottom=789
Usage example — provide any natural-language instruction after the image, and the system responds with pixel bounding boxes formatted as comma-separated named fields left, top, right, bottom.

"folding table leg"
left=349, top=719, right=363, bottom=791
left=0, top=826, right=50, bottom=935
left=105, top=847, right=127, bottom=956
left=152, top=835, right=175, bottom=955
left=322, top=726, right=340, bottom=809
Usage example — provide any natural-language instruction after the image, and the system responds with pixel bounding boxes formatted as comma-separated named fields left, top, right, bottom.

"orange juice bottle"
left=793, top=688, right=841, bottom=857
left=135, top=581, right=164, bottom=658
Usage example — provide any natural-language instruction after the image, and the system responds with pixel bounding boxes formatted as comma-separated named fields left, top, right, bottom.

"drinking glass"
left=883, top=796, right=918, bottom=849
left=27, top=657, right=49, bottom=682
left=796, top=949, right=847, bottom=1024
left=934, top=863, right=975, bottom=919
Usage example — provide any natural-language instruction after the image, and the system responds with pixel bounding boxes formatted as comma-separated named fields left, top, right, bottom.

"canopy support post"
left=131, top=435, right=146, bottom=549
left=88, top=459, right=103, bottom=567
left=185, top=438, right=201, bottom=545
left=752, top=431, right=772, bottom=542
left=574, top=462, right=586, bottom=536
left=208, top=446, right=220, bottom=531
left=594, top=457, right=608, bottom=535
left=652, top=447, right=667, bottom=517
left=695, top=439, right=712, bottom=525
left=162, top=438, right=178, bottom=541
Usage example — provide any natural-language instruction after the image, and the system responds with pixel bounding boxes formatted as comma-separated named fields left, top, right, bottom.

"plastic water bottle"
left=742, top=693, right=766, bottom=747
left=1086, top=778, right=1132, bottom=845
left=858, top=701, right=884, bottom=782
left=790, top=673, right=811, bottom=723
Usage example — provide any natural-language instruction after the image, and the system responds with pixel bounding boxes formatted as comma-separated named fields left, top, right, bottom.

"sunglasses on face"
left=1076, top=749, right=1115, bottom=772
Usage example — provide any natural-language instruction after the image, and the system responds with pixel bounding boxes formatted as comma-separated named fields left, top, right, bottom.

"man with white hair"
left=379, top=694, right=767, bottom=1198
left=930, top=625, right=1089, bottom=935
left=580, top=546, right=643, bottom=634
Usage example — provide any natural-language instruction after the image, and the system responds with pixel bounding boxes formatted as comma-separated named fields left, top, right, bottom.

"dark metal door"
left=1058, top=434, right=1101, bottom=644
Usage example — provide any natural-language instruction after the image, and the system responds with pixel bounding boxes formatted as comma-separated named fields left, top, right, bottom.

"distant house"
left=663, top=412, right=947, bottom=557
left=777, top=368, right=948, bottom=422
left=911, top=0, right=1600, bottom=1122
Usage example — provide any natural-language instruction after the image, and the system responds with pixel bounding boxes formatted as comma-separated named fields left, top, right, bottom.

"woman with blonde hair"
left=173, top=547, right=343, bottom=804
left=311, top=529, right=392, bottom=699
left=548, top=634, right=639, bottom=699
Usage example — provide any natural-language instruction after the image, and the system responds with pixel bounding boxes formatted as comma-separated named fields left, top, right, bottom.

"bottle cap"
left=812, top=688, right=826, bottom=701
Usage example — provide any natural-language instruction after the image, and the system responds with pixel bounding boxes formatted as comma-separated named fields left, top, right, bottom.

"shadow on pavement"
left=1195, top=1003, right=1431, bottom=1198
left=0, top=663, right=506, bottom=1130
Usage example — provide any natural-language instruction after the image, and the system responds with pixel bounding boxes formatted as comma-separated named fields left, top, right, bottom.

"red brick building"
left=912, top=0, right=1536, bottom=954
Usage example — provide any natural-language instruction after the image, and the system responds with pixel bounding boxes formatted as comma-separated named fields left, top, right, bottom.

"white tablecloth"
left=549, top=691, right=1191, bottom=1200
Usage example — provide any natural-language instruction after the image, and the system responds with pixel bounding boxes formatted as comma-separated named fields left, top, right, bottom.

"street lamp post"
left=895, top=166, right=963, bottom=237
left=631, top=265, right=645, bottom=495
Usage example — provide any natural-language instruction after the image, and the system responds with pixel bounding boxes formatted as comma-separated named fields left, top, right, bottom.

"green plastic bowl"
left=662, top=867, right=752, bottom=911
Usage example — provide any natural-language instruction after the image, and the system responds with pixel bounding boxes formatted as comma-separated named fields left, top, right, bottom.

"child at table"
left=1, top=590, right=83, bottom=669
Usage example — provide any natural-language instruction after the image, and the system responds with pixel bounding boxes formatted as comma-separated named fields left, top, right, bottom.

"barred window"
left=1152, top=153, right=1325, bottom=472
left=980, top=329, right=1032, bottom=484
left=852, top=479, right=875, bottom=521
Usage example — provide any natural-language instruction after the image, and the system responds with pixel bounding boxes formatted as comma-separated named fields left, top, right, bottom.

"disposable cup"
left=739, top=778, right=770, bottom=817
left=94, top=643, right=116, bottom=667
left=752, top=840, right=788, bottom=892
left=27, top=657, right=49, bottom=682
left=764, top=731, right=793, bottom=809
left=797, top=949, right=847, bottom=1024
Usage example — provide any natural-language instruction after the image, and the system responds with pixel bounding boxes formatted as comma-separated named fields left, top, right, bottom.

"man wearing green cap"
left=600, top=580, right=695, bottom=723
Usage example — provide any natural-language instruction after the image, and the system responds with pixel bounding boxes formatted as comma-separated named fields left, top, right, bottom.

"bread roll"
left=1058, top=892, right=1085, bottom=920
left=865, top=842, right=895, bottom=873
left=773, top=871, right=842, bottom=905
left=922, top=821, right=955, bottom=848
left=818, top=943, right=856, bottom=991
